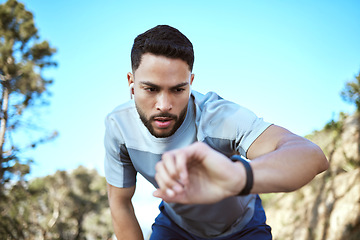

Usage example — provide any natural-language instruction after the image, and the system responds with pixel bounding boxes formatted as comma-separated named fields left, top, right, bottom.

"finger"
left=154, top=161, right=175, bottom=197
left=185, top=142, right=209, bottom=163
left=162, top=152, right=181, bottom=183
left=153, top=188, right=187, bottom=204
left=162, top=152, right=187, bottom=193
left=172, top=142, right=209, bottom=185
left=155, top=160, right=183, bottom=197
left=153, top=189, right=175, bottom=201
left=174, top=150, right=189, bottom=186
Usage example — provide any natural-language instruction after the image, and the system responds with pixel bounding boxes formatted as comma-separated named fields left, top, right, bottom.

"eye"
left=145, top=87, right=158, bottom=92
left=173, top=88, right=185, bottom=93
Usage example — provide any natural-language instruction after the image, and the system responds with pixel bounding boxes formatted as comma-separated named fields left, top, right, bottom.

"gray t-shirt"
left=104, top=90, right=272, bottom=238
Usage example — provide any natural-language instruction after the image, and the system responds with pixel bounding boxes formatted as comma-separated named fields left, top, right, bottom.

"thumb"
left=152, top=189, right=162, bottom=199
left=153, top=189, right=182, bottom=203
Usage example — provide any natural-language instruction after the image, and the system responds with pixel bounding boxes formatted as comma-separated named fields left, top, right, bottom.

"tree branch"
left=0, top=81, right=10, bottom=163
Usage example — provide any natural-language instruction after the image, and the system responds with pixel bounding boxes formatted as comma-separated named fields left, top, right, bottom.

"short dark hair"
left=131, top=25, right=194, bottom=72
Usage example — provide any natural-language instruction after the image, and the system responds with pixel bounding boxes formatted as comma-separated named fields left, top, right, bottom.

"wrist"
left=230, top=155, right=254, bottom=196
left=231, top=161, right=246, bottom=196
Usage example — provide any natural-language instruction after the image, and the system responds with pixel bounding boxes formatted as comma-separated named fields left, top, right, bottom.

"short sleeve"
left=104, top=114, right=137, bottom=188
left=234, top=107, right=272, bottom=158
left=193, top=91, right=272, bottom=159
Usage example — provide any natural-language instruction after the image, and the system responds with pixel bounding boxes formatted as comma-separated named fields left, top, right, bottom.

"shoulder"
left=104, top=100, right=138, bottom=141
left=106, top=100, right=136, bottom=119
left=105, top=100, right=137, bottom=126
left=192, top=90, right=255, bottom=120
left=192, top=90, right=225, bottom=109
left=193, top=90, right=271, bottom=141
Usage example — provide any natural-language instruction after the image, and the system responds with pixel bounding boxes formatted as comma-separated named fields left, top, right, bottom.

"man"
left=104, top=25, right=328, bottom=240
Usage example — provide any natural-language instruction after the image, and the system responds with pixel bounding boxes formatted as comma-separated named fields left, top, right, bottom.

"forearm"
left=152, top=132, right=328, bottom=204
left=248, top=136, right=328, bottom=193
left=110, top=202, right=143, bottom=240
left=107, top=184, right=143, bottom=240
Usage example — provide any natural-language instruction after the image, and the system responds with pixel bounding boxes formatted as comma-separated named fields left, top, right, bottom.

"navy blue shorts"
left=150, top=195, right=272, bottom=240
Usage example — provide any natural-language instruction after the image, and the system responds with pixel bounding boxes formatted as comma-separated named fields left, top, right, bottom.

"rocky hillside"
left=262, top=113, right=360, bottom=240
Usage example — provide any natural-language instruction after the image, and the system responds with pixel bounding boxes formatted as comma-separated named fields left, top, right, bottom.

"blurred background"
left=1, top=0, right=359, bottom=239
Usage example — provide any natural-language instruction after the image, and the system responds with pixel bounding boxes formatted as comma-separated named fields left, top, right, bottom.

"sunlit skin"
left=127, top=53, right=194, bottom=138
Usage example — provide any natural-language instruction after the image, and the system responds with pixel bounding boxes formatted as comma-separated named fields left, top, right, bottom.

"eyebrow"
left=140, top=81, right=189, bottom=90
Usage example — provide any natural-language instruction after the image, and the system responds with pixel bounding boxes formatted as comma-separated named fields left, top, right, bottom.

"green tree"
left=0, top=166, right=112, bottom=239
left=341, top=71, right=360, bottom=112
left=0, top=0, right=57, bottom=238
left=0, top=0, right=57, bottom=183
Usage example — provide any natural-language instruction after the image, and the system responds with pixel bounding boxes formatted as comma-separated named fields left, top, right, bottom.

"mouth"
left=153, top=117, right=173, bottom=129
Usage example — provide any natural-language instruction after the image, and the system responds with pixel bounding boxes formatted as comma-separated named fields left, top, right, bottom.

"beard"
left=136, top=104, right=188, bottom=138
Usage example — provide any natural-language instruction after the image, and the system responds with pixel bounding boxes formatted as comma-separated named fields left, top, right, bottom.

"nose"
left=156, top=93, right=172, bottom=112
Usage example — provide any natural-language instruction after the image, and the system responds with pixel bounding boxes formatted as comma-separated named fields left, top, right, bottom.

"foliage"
left=341, top=71, right=360, bottom=112
left=0, top=0, right=57, bottom=185
left=323, top=111, right=348, bottom=135
left=0, top=2, right=113, bottom=239
left=0, top=166, right=113, bottom=239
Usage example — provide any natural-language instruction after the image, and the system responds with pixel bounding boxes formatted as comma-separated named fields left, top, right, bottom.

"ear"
left=127, top=72, right=135, bottom=99
left=127, top=72, right=134, bottom=86
left=190, top=73, right=195, bottom=86
left=127, top=72, right=135, bottom=96
left=188, top=74, right=195, bottom=97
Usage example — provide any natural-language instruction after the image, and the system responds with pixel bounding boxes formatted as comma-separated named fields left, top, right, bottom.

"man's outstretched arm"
left=153, top=125, right=328, bottom=204
left=246, top=125, right=328, bottom=193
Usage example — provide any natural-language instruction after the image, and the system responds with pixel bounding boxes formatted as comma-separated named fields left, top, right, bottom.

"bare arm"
left=153, top=125, right=329, bottom=203
left=247, top=125, right=329, bottom=193
left=107, top=183, right=143, bottom=240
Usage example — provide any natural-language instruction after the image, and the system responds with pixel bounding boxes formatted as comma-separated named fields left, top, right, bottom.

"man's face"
left=128, top=53, right=194, bottom=138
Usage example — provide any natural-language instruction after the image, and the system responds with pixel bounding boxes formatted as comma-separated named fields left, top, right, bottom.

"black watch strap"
left=230, top=155, right=254, bottom=196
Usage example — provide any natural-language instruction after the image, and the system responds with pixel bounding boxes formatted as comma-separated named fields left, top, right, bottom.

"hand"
left=153, top=142, right=246, bottom=204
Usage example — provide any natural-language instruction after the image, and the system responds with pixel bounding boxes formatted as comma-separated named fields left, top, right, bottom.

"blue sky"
left=4, top=0, right=360, bottom=179
left=3, top=0, right=360, bottom=236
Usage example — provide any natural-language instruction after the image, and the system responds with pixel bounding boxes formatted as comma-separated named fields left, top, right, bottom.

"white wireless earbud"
left=129, top=83, right=134, bottom=99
